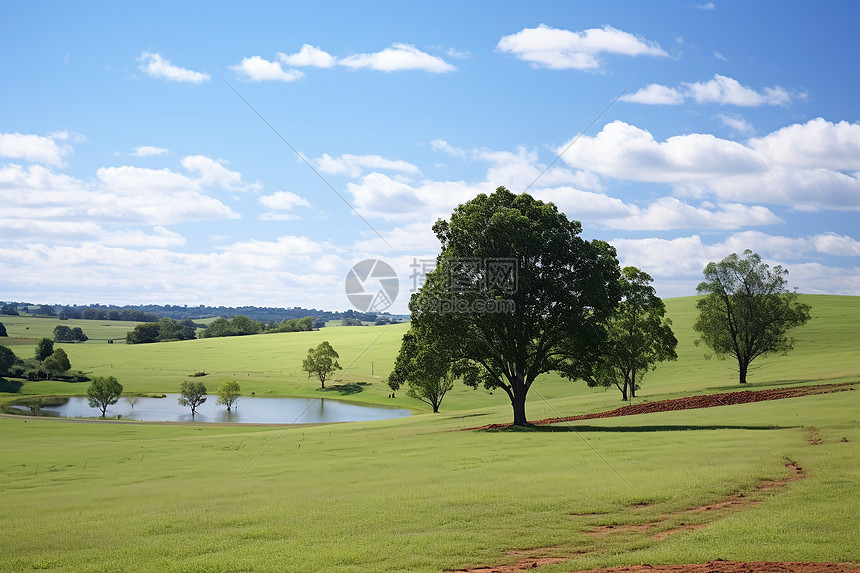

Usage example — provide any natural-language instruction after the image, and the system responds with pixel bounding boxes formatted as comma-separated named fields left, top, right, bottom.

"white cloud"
left=259, top=191, right=312, bottom=219
left=0, top=132, right=73, bottom=166
left=231, top=56, right=305, bottom=82
left=718, top=113, right=756, bottom=136
left=340, top=43, right=455, bottom=73
left=623, top=74, right=795, bottom=106
left=620, top=83, right=685, bottom=105
left=278, top=44, right=337, bottom=68
left=714, top=50, right=728, bottom=61
left=684, top=74, right=791, bottom=106
left=749, top=118, right=860, bottom=171
left=604, top=197, right=780, bottom=230
left=131, top=145, right=169, bottom=157
left=431, top=139, right=467, bottom=158
left=695, top=2, right=716, bottom=10
left=315, top=153, right=422, bottom=178
left=496, top=24, right=667, bottom=70
left=137, top=51, right=209, bottom=83
left=180, top=155, right=260, bottom=191
left=559, top=120, right=767, bottom=183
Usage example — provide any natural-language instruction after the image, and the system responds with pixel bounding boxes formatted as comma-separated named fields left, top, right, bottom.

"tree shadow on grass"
left=490, top=424, right=799, bottom=433
left=0, top=377, right=24, bottom=393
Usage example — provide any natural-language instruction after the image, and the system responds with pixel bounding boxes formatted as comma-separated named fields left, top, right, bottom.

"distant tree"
left=43, top=348, right=72, bottom=376
left=71, top=327, right=88, bottom=342
left=585, top=267, right=678, bottom=401
left=1, top=304, right=19, bottom=316
left=35, top=337, right=54, bottom=361
left=53, top=325, right=74, bottom=342
left=341, top=318, right=363, bottom=326
left=86, top=376, right=124, bottom=418
left=388, top=329, right=456, bottom=413
left=229, top=315, right=262, bottom=335
left=302, top=341, right=342, bottom=389
left=0, top=322, right=7, bottom=336
left=0, top=345, right=18, bottom=375
left=126, top=323, right=160, bottom=344
left=216, top=379, right=241, bottom=411
left=693, top=250, right=813, bottom=384
left=178, top=380, right=207, bottom=416
left=37, top=304, right=56, bottom=316
left=125, top=395, right=139, bottom=409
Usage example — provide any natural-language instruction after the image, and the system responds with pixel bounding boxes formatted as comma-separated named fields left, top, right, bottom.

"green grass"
left=1, top=295, right=859, bottom=571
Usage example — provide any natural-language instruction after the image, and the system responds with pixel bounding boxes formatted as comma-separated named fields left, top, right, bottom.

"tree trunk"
left=511, top=393, right=528, bottom=426
left=619, top=383, right=628, bottom=401
left=738, top=360, right=748, bottom=384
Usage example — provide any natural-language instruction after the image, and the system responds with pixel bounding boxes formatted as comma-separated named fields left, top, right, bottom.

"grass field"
left=1, top=295, right=858, bottom=572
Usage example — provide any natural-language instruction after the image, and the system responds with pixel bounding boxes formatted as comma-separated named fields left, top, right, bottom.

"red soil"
left=465, top=383, right=857, bottom=431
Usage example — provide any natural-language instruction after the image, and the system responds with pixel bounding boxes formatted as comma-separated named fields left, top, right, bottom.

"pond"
left=15, top=394, right=411, bottom=424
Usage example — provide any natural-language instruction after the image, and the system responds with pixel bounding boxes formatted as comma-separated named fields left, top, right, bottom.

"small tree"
left=693, top=250, right=812, bottom=384
left=178, top=380, right=207, bottom=416
left=585, top=267, right=678, bottom=401
left=216, top=379, right=241, bottom=411
left=35, top=337, right=54, bottom=361
left=86, top=376, right=124, bottom=418
left=302, top=341, right=342, bottom=389
left=388, top=329, right=456, bottom=413
left=0, top=322, right=7, bottom=336
left=0, top=345, right=18, bottom=375
left=43, top=348, right=72, bottom=376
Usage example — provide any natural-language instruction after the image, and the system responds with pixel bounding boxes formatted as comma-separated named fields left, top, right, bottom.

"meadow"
left=1, top=295, right=858, bottom=572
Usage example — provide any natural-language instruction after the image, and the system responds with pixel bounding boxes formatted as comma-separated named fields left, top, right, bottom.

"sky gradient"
left=2, top=1, right=859, bottom=314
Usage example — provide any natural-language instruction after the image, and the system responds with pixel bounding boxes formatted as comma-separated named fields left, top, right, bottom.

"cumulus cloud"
left=748, top=118, right=860, bottom=171
left=622, top=74, right=795, bottom=106
left=259, top=191, right=312, bottom=220
left=559, top=120, right=767, bottom=183
left=180, top=155, right=260, bottom=191
left=231, top=56, right=305, bottom=82
left=430, top=139, right=467, bottom=158
left=137, top=51, right=209, bottom=83
left=340, top=43, right=455, bottom=72
left=0, top=131, right=74, bottom=166
left=315, top=153, right=421, bottom=178
left=561, top=119, right=860, bottom=211
left=278, top=44, right=337, bottom=68
left=131, top=145, right=168, bottom=157
left=620, top=83, right=685, bottom=105
left=496, top=24, right=667, bottom=70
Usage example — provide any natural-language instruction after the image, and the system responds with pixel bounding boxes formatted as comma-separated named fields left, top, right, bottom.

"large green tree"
left=216, top=379, right=241, bottom=411
left=302, top=341, right=342, bottom=389
left=86, top=376, right=124, bottom=418
left=585, top=267, right=678, bottom=401
left=43, top=348, right=71, bottom=376
left=35, top=337, right=54, bottom=361
left=178, top=380, right=207, bottom=416
left=388, top=329, right=456, bottom=413
left=0, top=322, right=7, bottom=337
left=408, top=187, right=621, bottom=426
left=693, top=250, right=812, bottom=384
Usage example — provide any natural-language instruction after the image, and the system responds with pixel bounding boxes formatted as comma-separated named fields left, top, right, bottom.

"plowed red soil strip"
left=570, top=561, right=860, bottom=573
left=464, top=383, right=857, bottom=431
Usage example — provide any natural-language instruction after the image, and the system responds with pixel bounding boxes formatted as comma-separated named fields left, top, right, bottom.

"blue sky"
left=2, top=1, right=859, bottom=313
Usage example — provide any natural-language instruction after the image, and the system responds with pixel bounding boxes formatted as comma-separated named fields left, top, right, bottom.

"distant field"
left=3, top=294, right=859, bottom=419
left=1, top=295, right=858, bottom=572
left=0, top=314, right=142, bottom=344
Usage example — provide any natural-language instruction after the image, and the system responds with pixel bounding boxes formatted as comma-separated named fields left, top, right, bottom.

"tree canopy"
left=35, top=337, right=54, bottom=361
left=302, top=341, right=342, bottom=389
left=693, top=250, right=812, bottom=384
left=0, top=322, right=7, bottom=337
left=178, top=380, right=207, bottom=416
left=86, top=376, right=123, bottom=418
left=43, top=348, right=71, bottom=375
left=406, top=187, right=621, bottom=425
left=585, top=267, right=677, bottom=400
left=216, top=379, right=241, bottom=411
left=0, top=345, right=17, bottom=375
left=388, top=329, right=456, bottom=413
left=53, top=325, right=88, bottom=343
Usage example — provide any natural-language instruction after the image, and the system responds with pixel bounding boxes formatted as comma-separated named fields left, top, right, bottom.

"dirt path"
left=447, top=461, right=860, bottom=573
left=465, top=382, right=857, bottom=431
